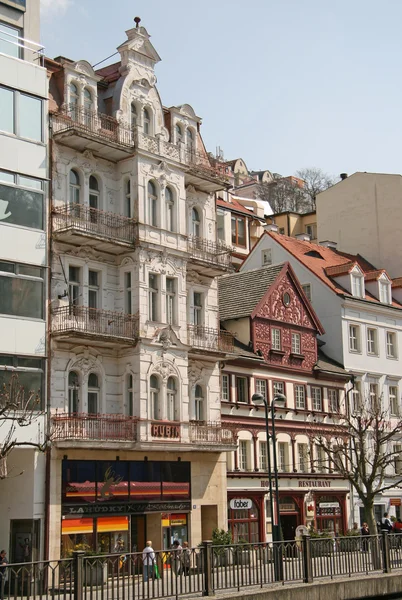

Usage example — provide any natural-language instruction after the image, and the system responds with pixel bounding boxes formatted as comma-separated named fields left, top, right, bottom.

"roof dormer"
left=325, top=262, right=365, bottom=298
left=365, top=270, right=392, bottom=304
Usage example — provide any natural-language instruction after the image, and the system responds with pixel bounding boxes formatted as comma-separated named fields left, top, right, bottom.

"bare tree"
left=308, top=385, right=402, bottom=542
left=295, top=167, right=334, bottom=211
left=257, top=174, right=307, bottom=214
left=0, top=373, right=47, bottom=478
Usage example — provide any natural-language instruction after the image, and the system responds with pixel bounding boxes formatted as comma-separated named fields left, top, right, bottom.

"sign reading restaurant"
left=261, top=479, right=332, bottom=488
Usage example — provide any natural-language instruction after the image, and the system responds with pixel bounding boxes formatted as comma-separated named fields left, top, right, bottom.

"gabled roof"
left=364, top=269, right=390, bottom=282
left=217, top=197, right=255, bottom=217
left=325, top=262, right=359, bottom=277
left=392, top=278, right=402, bottom=289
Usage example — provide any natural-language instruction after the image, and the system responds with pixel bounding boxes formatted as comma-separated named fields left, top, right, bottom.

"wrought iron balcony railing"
left=52, top=104, right=133, bottom=147
left=189, top=421, right=235, bottom=445
left=52, top=413, right=138, bottom=442
left=52, top=204, right=137, bottom=245
left=187, top=325, right=234, bottom=353
left=188, top=235, right=232, bottom=269
left=52, top=306, right=139, bottom=342
left=183, top=148, right=228, bottom=181
left=136, top=131, right=181, bottom=161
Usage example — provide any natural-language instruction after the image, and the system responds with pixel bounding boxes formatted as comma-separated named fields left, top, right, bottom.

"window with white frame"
left=148, top=273, right=159, bottom=322
left=124, top=179, right=131, bottom=218
left=83, top=88, right=93, bottom=116
left=351, top=273, right=364, bottom=298
left=150, top=375, right=159, bottom=420
left=175, top=123, right=183, bottom=144
left=167, top=377, right=177, bottom=421
left=127, top=374, right=133, bottom=417
left=87, top=373, right=99, bottom=415
left=143, top=107, right=151, bottom=135
left=69, top=82, right=79, bottom=119
left=302, top=283, right=312, bottom=302
left=191, top=207, right=201, bottom=237
left=69, top=169, right=80, bottom=205
left=394, top=444, right=402, bottom=475
left=352, top=382, right=361, bottom=413
left=328, top=389, right=339, bottom=413
left=305, top=223, right=316, bottom=239
left=221, top=374, right=230, bottom=401
left=389, top=385, right=399, bottom=416
left=298, top=443, right=308, bottom=472
left=386, top=331, right=397, bottom=358
left=271, top=327, right=281, bottom=351
left=291, top=332, right=301, bottom=354
left=165, top=277, right=176, bottom=325
left=379, top=280, right=392, bottom=304
left=236, top=376, right=248, bottom=403
left=273, top=381, right=285, bottom=397
left=255, top=379, right=267, bottom=401
left=278, top=442, right=288, bottom=472
left=349, top=324, right=360, bottom=352
left=0, top=22, right=21, bottom=58
left=88, top=270, right=100, bottom=312
left=124, top=271, right=132, bottom=314
left=367, top=328, right=378, bottom=355
left=148, top=180, right=158, bottom=227
left=295, top=385, right=306, bottom=409
left=0, top=261, right=44, bottom=320
left=311, top=386, right=322, bottom=411
left=0, top=355, right=44, bottom=411
left=0, top=170, right=45, bottom=230
left=68, top=265, right=81, bottom=313
left=190, top=291, right=203, bottom=326
left=165, top=187, right=175, bottom=232
left=217, top=210, right=225, bottom=241
left=68, top=371, right=79, bottom=414
left=262, top=249, right=272, bottom=266
left=186, top=128, right=194, bottom=153
left=0, top=85, right=43, bottom=142
left=316, top=445, right=326, bottom=473
left=369, top=382, right=379, bottom=412
left=194, top=384, right=204, bottom=421
left=238, top=440, right=248, bottom=471
left=259, top=441, right=268, bottom=471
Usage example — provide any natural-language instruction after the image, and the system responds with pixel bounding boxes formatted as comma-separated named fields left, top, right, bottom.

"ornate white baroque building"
left=46, top=20, right=235, bottom=558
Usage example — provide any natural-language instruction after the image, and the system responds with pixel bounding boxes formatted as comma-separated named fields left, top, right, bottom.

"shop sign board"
left=319, top=502, right=339, bottom=509
left=63, top=501, right=191, bottom=516
left=151, top=423, right=180, bottom=438
left=229, top=498, right=252, bottom=510
left=390, top=498, right=401, bottom=506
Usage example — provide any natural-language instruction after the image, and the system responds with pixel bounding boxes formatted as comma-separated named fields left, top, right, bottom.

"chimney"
left=264, top=223, right=279, bottom=233
left=319, top=240, right=338, bottom=250
left=340, top=173, right=348, bottom=180
left=295, top=233, right=311, bottom=242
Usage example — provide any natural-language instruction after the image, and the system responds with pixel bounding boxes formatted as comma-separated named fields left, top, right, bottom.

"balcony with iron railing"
left=52, top=105, right=134, bottom=161
left=52, top=306, right=139, bottom=346
left=52, top=204, right=137, bottom=253
left=51, top=413, right=138, bottom=446
left=187, top=325, right=234, bottom=353
left=188, top=235, right=233, bottom=275
left=189, top=421, right=236, bottom=448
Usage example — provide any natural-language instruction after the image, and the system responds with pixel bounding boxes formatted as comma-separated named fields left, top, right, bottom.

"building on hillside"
left=266, top=211, right=317, bottom=242
left=0, top=0, right=48, bottom=562
left=218, top=263, right=350, bottom=541
left=46, top=19, right=235, bottom=559
left=316, top=172, right=402, bottom=278
left=241, top=228, right=402, bottom=525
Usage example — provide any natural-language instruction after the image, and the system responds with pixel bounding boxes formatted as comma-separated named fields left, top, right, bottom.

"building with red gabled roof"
left=240, top=228, right=402, bottom=526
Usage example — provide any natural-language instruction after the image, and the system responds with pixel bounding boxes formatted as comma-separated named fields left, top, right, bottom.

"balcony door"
left=190, top=292, right=203, bottom=328
left=89, top=176, right=99, bottom=224
left=88, top=373, right=99, bottom=415
left=68, top=371, right=80, bottom=414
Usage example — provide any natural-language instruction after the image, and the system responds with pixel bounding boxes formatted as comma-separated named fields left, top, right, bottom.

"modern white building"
left=46, top=20, right=235, bottom=559
left=0, top=0, right=48, bottom=562
left=241, top=228, right=402, bottom=526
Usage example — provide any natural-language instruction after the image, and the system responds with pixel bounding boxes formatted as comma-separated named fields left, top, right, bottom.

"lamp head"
left=272, top=393, right=287, bottom=406
left=252, top=393, right=266, bottom=405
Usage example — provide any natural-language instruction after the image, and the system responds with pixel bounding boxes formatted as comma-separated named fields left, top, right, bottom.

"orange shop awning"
left=97, top=516, right=129, bottom=533
left=62, top=518, right=93, bottom=535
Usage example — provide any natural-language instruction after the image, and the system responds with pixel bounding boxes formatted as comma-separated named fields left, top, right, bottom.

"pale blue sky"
left=41, top=0, right=402, bottom=178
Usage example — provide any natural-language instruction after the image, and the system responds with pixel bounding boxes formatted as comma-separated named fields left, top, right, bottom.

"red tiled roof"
left=95, top=61, right=121, bottom=83
left=217, top=197, right=255, bottom=217
left=364, top=269, right=389, bottom=282
left=265, top=231, right=401, bottom=307
left=325, top=263, right=357, bottom=277
left=392, top=278, right=402, bottom=289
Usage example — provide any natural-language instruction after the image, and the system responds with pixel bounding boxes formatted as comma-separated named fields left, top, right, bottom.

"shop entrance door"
left=281, top=515, right=298, bottom=541
left=162, top=514, right=188, bottom=549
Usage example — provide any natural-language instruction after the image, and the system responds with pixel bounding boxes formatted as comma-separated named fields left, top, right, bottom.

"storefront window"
left=228, top=499, right=260, bottom=543
left=315, top=495, right=344, bottom=534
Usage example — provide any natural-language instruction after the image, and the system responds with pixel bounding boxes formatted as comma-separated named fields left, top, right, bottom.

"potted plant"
left=308, top=527, right=333, bottom=557
left=67, top=544, right=108, bottom=586
left=212, top=528, right=233, bottom=566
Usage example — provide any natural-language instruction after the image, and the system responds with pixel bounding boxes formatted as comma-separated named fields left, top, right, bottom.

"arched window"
left=87, top=372, right=99, bottom=415
left=165, top=186, right=175, bottom=232
left=84, top=88, right=93, bottom=112
left=131, top=103, right=137, bottom=129
left=143, top=108, right=151, bottom=135
left=68, top=371, right=79, bottom=414
left=69, top=169, right=80, bottom=205
left=167, top=377, right=177, bottom=421
left=148, top=180, right=158, bottom=227
left=186, top=128, right=194, bottom=153
left=127, top=374, right=133, bottom=417
left=70, top=82, right=79, bottom=119
left=195, top=384, right=204, bottom=421
left=150, top=375, right=159, bottom=420
left=125, top=179, right=131, bottom=218
left=175, top=124, right=183, bottom=144
left=192, top=207, right=201, bottom=237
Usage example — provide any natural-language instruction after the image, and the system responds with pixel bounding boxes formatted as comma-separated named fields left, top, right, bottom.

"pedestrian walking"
left=142, top=541, right=155, bottom=583
left=381, top=513, right=393, bottom=533
left=181, top=541, right=191, bottom=576
left=171, top=540, right=182, bottom=575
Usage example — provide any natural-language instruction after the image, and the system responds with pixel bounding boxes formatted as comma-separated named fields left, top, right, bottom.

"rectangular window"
left=328, top=389, right=339, bottom=413
left=68, top=265, right=81, bottom=313
left=291, top=332, right=301, bottom=354
left=259, top=441, right=268, bottom=471
left=0, top=22, right=21, bottom=58
left=217, top=210, right=225, bottom=241
left=271, top=327, right=281, bottom=350
left=316, top=445, right=326, bottom=473
left=124, top=272, right=132, bottom=314
left=349, top=324, right=360, bottom=352
left=386, top=331, right=397, bottom=358
left=311, top=387, right=322, bottom=411
left=239, top=440, right=248, bottom=471
left=191, top=292, right=203, bottom=326
left=127, top=374, right=133, bottom=417
left=351, top=275, right=363, bottom=298
left=0, top=86, right=43, bottom=142
left=302, top=283, right=312, bottom=302
left=236, top=377, right=248, bottom=404
left=0, top=172, right=44, bottom=230
left=295, top=385, right=306, bottom=409
left=352, top=382, right=361, bottom=413
left=166, top=277, right=176, bottom=325
left=221, top=374, right=230, bottom=402
left=88, top=270, right=99, bottom=310
left=255, top=379, right=267, bottom=401
left=148, top=273, right=159, bottom=322
left=369, top=383, right=379, bottom=412
left=273, top=381, right=285, bottom=397
left=298, top=443, right=308, bottom=472
left=262, top=249, right=272, bottom=266
left=394, top=444, right=402, bottom=475
left=367, top=328, right=378, bottom=355
left=379, top=281, right=391, bottom=304
left=278, top=442, right=288, bottom=472
left=305, top=224, right=316, bottom=239
left=231, top=215, right=246, bottom=247
left=0, top=261, right=43, bottom=319
left=389, top=386, right=399, bottom=416
left=0, top=355, right=44, bottom=410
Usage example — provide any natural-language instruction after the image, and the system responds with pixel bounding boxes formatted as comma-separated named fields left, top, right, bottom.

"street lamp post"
left=252, top=392, right=286, bottom=581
